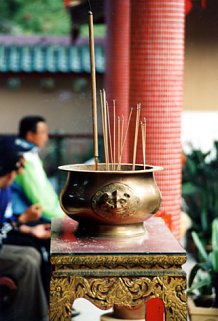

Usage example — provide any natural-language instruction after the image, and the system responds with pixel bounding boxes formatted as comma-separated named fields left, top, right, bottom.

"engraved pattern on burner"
left=91, top=182, right=140, bottom=218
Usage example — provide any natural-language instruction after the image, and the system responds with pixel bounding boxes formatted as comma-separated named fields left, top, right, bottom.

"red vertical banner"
left=129, top=0, right=185, bottom=239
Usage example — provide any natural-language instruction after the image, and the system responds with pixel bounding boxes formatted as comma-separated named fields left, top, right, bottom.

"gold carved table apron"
left=49, top=217, right=187, bottom=320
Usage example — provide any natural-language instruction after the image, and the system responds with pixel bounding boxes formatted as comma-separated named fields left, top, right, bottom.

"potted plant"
left=182, top=141, right=218, bottom=252
left=187, top=218, right=218, bottom=320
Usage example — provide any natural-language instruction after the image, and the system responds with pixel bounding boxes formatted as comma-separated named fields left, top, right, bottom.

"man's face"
left=26, top=121, right=48, bottom=148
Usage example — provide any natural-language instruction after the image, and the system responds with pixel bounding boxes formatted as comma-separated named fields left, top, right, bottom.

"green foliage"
left=182, top=141, right=218, bottom=243
left=0, top=1, right=106, bottom=36
left=188, top=218, right=218, bottom=306
left=0, top=0, right=70, bottom=35
left=183, top=141, right=218, bottom=305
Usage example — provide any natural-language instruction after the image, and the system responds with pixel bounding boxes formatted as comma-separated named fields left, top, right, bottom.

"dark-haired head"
left=19, top=116, right=46, bottom=139
left=0, top=137, right=27, bottom=178
left=18, top=116, right=48, bottom=148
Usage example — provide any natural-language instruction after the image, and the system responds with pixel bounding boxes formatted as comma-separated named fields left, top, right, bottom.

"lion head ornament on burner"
left=91, top=182, right=139, bottom=219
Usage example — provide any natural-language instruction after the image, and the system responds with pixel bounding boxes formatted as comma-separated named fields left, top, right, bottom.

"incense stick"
left=88, top=10, right=98, bottom=170
left=132, top=104, right=141, bottom=170
left=141, top=121, right=146, bottom=169
left=117, top=115, right=124, bottom=170
left=103, top=89, right=109, bottom=170
left=106, top=101, right=113, bottom=170
left=113, top=100, right=116, bottom=170
left=117, top=116, right=121, bottom=170
left=121, top=115, right=124, bottom=154
left=100, top=90, right=107, bottom=165
left=119, top=107, right=133, bottom=166
left=143, top=118, right=146, bottom=168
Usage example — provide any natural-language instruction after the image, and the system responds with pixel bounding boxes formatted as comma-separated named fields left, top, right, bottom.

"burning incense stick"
left=88, top=10, right=98, bottom=170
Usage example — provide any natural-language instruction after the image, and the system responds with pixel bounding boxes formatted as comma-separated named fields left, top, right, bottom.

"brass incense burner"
left=59, top=163, right=162, bottom=237
left=57, top=10, right=164, bottom=238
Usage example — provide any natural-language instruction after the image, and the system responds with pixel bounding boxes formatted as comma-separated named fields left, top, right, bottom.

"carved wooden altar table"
left=49, top=217, right=187, bottom=321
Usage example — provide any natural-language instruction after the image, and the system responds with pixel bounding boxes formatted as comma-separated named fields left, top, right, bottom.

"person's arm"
left=18, top=204, right=42, bottom=223
left=19, top=224, right=51, bottom=239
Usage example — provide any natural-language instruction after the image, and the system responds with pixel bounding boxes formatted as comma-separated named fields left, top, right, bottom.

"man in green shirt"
left=12, top=116, right=64, bottom=220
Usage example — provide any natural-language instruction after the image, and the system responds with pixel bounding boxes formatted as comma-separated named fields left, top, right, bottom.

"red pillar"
left=129, top=0, right=185, bottom=239
left=104, top=0, right=130, bottom=163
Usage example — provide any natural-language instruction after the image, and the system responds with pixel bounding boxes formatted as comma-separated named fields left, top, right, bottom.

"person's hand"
left=19, top=204, right=42, bottom=223
left=29, top=224, right=51, bottom=239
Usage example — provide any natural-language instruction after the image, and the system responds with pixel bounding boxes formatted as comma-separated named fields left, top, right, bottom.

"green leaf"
left=210, top=250, right=218, bottom=273
left=189, top=263, right=203, bottom=287
left=192, top=231, right=208, bottom=261
left=188, top=262, right=211, bottom=287
left=188, top=277, right=211, bottom=294
left=212, top=218, right=218, bottom=250
left=201, top=207, right=209, bottom=233
left=182, top=182, right=201, bottom=195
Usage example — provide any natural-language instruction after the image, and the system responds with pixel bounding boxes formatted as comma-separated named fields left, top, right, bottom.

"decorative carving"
left=50, top=275, right=187, bottom=321
left=91, top=182, right=139, bottom=219
left=162, top=276, right=187, bottom=320
left=51, top=254, right=187, bottom=270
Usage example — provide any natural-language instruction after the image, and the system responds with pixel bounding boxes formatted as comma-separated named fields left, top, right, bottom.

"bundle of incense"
left=100, top=90, right=146, bottom=171
left=87, top=6, right=146, bottom=172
